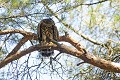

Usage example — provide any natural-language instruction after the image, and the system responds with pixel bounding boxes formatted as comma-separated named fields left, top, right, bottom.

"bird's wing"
left=53, top=25, right=59, bottom=41
left=37, top=21, right=42, bottom=43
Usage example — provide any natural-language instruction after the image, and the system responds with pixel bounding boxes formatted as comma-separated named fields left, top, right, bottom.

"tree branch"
left=56, top=0, right=108, bottom=13
left=5, top=37, right=29, bottom=58
left=59, top=35, right=85, bottom=53
left=0, top=0, right=108, bottom=20
left=0, top=29, right=120, bottom=73
left=0, top=43, right=120, bottom=73
left=42, top=3, right=105, bottom=47
left=82, top=0, right=108, bottom=5
left=0, top=12, right=46, bottom=19
left=0, top=29, right=37, bottom=40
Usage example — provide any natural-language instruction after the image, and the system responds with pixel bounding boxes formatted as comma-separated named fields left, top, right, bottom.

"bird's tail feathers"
left=39, top=49, right=54, bottom=57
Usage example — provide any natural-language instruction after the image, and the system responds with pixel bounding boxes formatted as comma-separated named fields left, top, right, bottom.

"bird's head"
left=42, top=18, right=55, bottom=27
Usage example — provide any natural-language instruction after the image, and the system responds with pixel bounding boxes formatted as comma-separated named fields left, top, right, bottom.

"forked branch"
left=0, top=29, right=120, bottom=73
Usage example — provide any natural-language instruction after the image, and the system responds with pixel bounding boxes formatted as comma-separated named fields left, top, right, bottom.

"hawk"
left=37, top=18, right=59, bottom=57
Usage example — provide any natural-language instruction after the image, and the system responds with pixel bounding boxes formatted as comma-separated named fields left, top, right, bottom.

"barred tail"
left=40, top=49, right=54, bottom=57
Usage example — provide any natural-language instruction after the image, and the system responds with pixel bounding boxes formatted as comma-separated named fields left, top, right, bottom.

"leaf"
left=22, top=0, right=29, bottom=4
left=11, top=0, right=20, bottom=8
left=76, top=0, right=84, bottom=3
left=88, top=6, right=96, bottom=28
left=114, top=14, right=120, bottom=22
left=65, top=0, right=70, bottom=3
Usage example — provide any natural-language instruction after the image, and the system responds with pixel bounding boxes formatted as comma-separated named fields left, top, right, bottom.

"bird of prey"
left=37, top=18, right=59, bottom=57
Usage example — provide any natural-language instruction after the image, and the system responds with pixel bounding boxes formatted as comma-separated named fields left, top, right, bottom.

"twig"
left=0, top=12, right=46, bottom=20
left=43, top=3, right=104, bottom=47
left=77, top=61, right=86, bottom=66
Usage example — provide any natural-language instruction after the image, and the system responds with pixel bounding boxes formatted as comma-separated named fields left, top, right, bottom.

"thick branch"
left=51, top=38, right=120, bottom=73
left=0, top=29, right=37, bottom=59
left=5, top=37, right=29, bottom=58
left=59, top=35, right=85, bottom=53
left=0, top=30, right=120, bottom=73
left=0, top=29, right=37, bottom=40
left=0, top=43, right=120, bottom=73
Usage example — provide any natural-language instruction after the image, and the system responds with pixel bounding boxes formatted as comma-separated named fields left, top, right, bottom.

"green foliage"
left=114, top=14, right=120, bottom=22
left=11, top=0, right=20, bottom=8
left=65, top=0, right=70, bottom=3
left=0, top=0, right=120, bottom=80
left=0, top=0, right=30, bottom=9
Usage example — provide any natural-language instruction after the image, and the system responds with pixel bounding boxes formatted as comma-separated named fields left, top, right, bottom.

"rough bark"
left=0, top=29, right=120, bottom=73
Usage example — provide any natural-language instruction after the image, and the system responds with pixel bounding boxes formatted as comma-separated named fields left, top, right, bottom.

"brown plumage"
left=37, top=18, right=59, bottom=57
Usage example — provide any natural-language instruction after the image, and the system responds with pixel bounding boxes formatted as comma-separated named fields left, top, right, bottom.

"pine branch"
left=42, top=3, right=105, bottom=47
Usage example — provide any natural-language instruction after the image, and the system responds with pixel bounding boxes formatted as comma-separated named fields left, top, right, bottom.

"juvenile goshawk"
left=37, top=18, right=59, bottom=57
